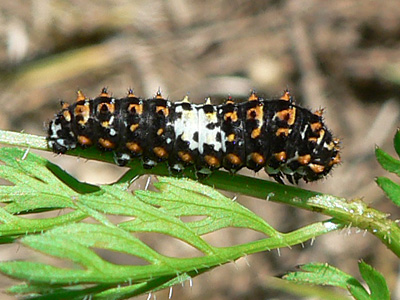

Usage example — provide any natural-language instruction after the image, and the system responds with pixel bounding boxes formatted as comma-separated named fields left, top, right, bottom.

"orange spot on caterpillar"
left=275, top=107, right=296, bottom=125
left=224, top=111, right=238, bottom=122
left=153, top=147, right=168, bottom=159
left=98, top=138, right=115, bottom=149
left=205, top=155, right=220, bottom=167
left=276, top=128, right=290, bottom=137
left=128, top=103, right=143, bottom=115
left=178, top=151, right=193, bottom=163
left=251, top=152, right=265, bottom=165
left=126, top=142, right=142, bottom=154
left=78, top=135, right=92, bottom=146
left=251, top=128, right=261, bottom=139
left=225, top=153, right=242, bottom=165
left=274, top=151, right=287, bottom=162
left=309, top=163, right=325, bottom=173
left=298, top=154, right=311, bottom=165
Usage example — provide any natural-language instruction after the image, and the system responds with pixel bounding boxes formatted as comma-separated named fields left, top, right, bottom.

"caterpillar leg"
left=114, top=152, right=131, bottom=166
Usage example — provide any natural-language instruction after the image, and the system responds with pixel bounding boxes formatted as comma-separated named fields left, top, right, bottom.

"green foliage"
left=0, top=147, right=339, bottom=299
left=376, top=129, right=400, bottom=206
left=0, top=129, right=398, bottom=299
left=283, top=261, right=390, bottom=300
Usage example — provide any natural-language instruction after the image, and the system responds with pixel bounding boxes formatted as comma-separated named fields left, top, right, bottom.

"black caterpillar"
left=47, top=88, right=340, bottom=184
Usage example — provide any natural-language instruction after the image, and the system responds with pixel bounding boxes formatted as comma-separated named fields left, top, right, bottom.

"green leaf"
left=133, top=177, right=279, bottom=237
left=82, top=184, right=218, bottom=255
left=358, top=261, right=390, bottom=300
left=376, top=177, right=400, bottom=206
left=0, top=147, right=344, bottom=299
left=283, top=262, right=391, bottom=300
left=0, top=148, right=89, bottom=239
left=375, top=147, right=400, bottom=176
left=283, top=263, right=368, bottom=296
left=347, top=286, right=374, bottom=300
left=394, top=128, right=400, bottom=158
left=283, top=263, right=370, bottom=300
left=9, top=283, right=114, bottom=300
left=267, top=277, right=352, bottom=300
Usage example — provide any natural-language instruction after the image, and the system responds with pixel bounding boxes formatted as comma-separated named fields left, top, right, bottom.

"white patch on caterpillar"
left=164, top=102, right=174, bottom=137
left=50, top=122, right=63, bottom=138
left=316, top=129, right=325, bottom=145
left=172, top=163, right=183, bottom=172
left=174, top=103, right=199, bottom=151
left=198, top=106, right=221, bottom=153
left=300, top=124, right=308, bottom=139
left=218, top=105, right=227, bottom=153
left=143, top=159, right=156, bottom=167
left=56, top=138, right=67, bottom=146
left=220, top=127, right=226, bottom=152
left=324, top=141, right=334, bottom=150
left=109, top=128, right=117, bottom=136
left=120, top=153, right=130, bottom=160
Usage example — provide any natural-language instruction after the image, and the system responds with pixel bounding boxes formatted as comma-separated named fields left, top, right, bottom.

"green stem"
left=0, top=130, right=399, bottom=257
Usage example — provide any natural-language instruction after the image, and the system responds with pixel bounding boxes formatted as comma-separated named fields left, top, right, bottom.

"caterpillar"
left=47, top=88, right=340, bottom=184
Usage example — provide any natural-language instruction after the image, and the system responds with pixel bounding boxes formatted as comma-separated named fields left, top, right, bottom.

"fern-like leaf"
left=0, top=147, right=341, bottom=299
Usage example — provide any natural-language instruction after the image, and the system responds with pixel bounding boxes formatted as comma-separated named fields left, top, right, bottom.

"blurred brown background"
left=0, top=0, right=400, bottom=299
